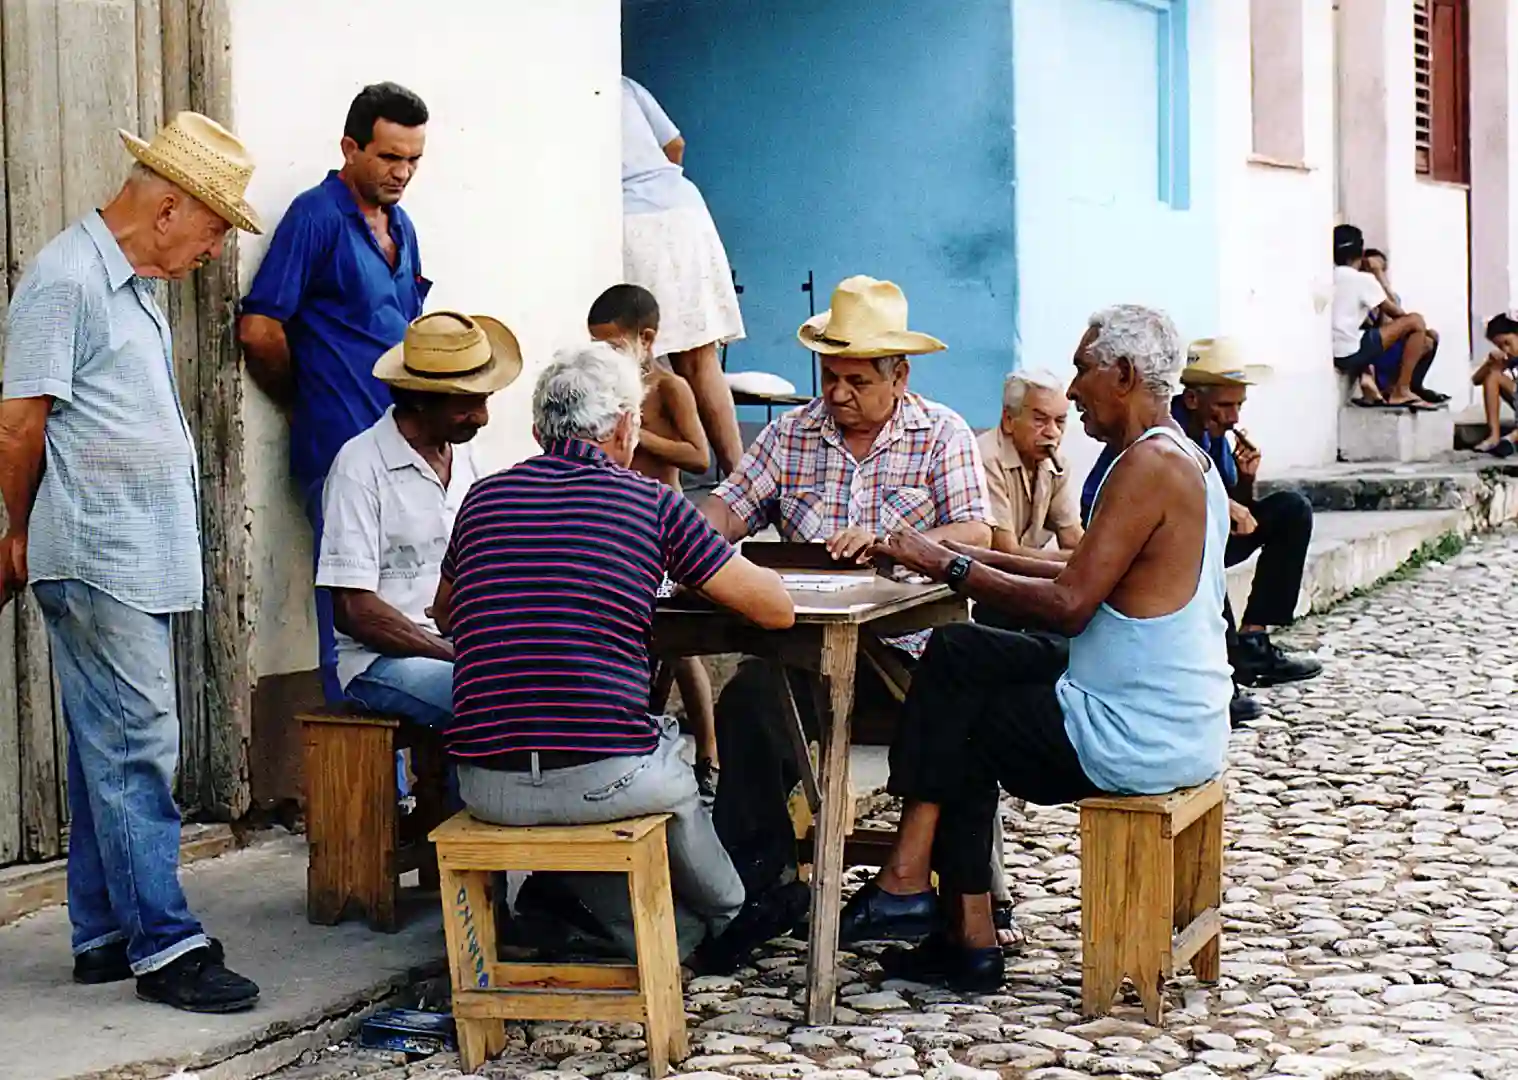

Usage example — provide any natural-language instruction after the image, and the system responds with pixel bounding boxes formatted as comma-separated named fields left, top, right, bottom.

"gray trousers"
left=457, top=716, right=744, bottom=960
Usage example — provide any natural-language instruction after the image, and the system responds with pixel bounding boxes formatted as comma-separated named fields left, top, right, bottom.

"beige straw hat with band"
left=798, top=275, right=947, bottom=359
left=119, top=111, right=263, bottom=234
left=1180, top=337, right=1273, bottom=388
left=373, top=311, right=524, bottom=395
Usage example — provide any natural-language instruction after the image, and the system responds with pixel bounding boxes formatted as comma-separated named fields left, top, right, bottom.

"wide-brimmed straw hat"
left=119, top=112, right=263, bottom=234
left=797, top=275, right=946, bottom=359
left=1180, top=337, right=1273, bottom=388
left=373, top=312, right=524, bottom=395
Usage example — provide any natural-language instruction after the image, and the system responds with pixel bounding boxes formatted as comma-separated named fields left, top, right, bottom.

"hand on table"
left=876, top=528, right=955, bottom=581
left=824, top=527, right=878, bottom=565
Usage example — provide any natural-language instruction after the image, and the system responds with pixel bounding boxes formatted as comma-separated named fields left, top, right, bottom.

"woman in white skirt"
left=620, top=76, right=747, bottom=476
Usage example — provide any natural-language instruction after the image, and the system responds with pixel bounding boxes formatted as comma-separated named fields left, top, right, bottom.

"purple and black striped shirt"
left=440, top=439, right=734, bottom=760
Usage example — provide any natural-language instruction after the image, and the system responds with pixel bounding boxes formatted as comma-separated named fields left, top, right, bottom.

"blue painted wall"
left=622, top=0, right=1017, bottom=429
left=1010, top=0, right=1218, bottom=379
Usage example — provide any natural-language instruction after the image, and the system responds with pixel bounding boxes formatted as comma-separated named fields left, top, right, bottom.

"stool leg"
left=304, top=721, right=400, bottom=930
left=1081, top=811, right=1173, bottom=1023
left=410, top=738, right=447, bottom=891
left=1174, top=801, right=1224, bottom=983
left=439, top=865, right=507, bottom=1071
left=628, top=828, right=688, bottom=1079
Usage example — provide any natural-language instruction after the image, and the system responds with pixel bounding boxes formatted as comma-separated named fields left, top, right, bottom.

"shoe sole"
left=136, top=988, right=260, bottom=1013
left=73, top=970, right=134, bottom=986
left=838, top=917, right=940, bottom=948
left=1240, top=668, right=1324, bottom=689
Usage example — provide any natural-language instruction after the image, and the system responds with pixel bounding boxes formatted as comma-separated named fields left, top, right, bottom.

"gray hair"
left=533, top=342, right=643, bottom=444
left=1002, top=367, right=1067, bottom=416
left=1084, top=305, right=1185, bottom=398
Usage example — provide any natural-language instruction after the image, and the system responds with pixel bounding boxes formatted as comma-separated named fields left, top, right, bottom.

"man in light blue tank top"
left=837, top=305, right=1233, bottom=993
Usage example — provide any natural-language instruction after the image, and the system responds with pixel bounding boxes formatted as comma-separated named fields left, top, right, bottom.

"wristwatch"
left=944, top=554, right=973, bottom=593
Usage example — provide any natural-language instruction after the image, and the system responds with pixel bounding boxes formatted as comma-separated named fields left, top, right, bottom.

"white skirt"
left=623, top=205, right=746, bottom=356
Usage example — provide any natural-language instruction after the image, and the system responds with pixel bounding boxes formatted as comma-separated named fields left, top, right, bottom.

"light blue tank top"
left=1057, top=426, right=1233, bottom=794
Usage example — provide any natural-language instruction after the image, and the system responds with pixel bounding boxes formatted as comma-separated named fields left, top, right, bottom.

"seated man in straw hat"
left=700, top=275, right=992, bottom=901
left=316, top=312, right=520, bottom=729
left=1082, top=339, right=1321, bottom=723
left=0, top=113, right=261, bottom=1011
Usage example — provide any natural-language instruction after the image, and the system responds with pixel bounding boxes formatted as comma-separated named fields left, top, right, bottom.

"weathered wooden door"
left=0, top=0, right=248, bottom=867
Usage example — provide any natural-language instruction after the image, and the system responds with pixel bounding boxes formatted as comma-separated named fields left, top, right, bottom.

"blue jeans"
left=345, top=655, right=454, bottom=729
left=346, top=655, right=456, bottom=802
left=32, top=580, right=208, bottom=974
left=303, top=478, right=343, bottom=706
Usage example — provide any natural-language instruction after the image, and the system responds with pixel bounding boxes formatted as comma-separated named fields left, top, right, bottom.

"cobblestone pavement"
left=277, top=527, right=1518, bottom=1080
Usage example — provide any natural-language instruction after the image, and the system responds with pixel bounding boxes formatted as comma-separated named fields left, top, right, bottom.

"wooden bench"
left=299, top=706, right=449, bottom=932
left=429, top=811, right=689, bottom=1078
left=1079, top=778, right=1224, bottom=1024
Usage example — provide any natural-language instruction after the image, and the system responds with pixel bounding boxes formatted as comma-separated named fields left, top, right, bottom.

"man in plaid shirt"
left=701, top=276, right=993, bottom=905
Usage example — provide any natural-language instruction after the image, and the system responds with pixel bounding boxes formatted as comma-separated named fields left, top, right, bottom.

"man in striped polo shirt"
left=430, top=343, right=797, bottom=965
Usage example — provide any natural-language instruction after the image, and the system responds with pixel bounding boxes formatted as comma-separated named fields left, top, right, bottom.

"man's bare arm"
left=944, top=540, right=1064, bottom=580
left=943, top=444, right=1172, bottom=634
left=0, top=397, right=49, bottom=535
left=238, top=314, right=296, bottom=407
left=925, top=520, right=992, bottom=549
left=331, top=588, right=454, bottom=662
left=1055, top=523, right=1085, bottom=550
left=699, top=495, right=751, bottom=544
left=638, top=376, right=710, bottom=474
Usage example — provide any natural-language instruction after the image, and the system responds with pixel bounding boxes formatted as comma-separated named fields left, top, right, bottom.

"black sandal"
left=992, top=901, right=1024, bottom=954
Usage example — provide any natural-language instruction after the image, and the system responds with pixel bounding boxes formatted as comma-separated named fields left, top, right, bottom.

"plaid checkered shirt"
left=711, top=392, right=991, bottom=655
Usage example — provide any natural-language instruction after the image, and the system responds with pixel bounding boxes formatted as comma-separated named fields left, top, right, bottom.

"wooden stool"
left=1078, top=778, right=1224, bottom=1023
left=429, top=811, right=689, bottom=1078
left=300, top=706, right=448, bottom=932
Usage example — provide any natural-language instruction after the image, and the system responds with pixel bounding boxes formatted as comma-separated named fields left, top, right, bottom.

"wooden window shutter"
left=1416, top=0, right=1469, bottom=183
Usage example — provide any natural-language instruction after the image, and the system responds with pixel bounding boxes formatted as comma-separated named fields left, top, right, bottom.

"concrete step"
left=1259, top=457, right=1518, bottom=529
left=1452, top=403, right=1516, bottom=450
left=1338, top=402, right=1454, bottom=462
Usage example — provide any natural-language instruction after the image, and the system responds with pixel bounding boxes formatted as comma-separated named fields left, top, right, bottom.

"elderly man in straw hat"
left=315, top=312, right=519, bottom=730
left=1082, top=338, right=1321, bottom=724
left=0, top=113, right=261, bottom=1010
left=700, top=275, right=992, bottom=905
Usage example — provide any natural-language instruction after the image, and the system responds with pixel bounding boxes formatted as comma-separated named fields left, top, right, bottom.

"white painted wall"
left=1214, top=0, right=1341, bottom=475
left=1393, top=181, right=1473, bottom=400
left=231, top=0, right=624, bottom=678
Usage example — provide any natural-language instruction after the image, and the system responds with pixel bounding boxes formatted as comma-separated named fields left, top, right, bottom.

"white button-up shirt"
left=316, top=407, right=478, bottom=687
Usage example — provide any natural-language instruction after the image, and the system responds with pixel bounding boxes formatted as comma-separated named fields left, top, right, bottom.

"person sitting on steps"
left=1472, top=312, right=1518, bottom=458
left=1360, top=248, right=1447, bottom=405
left=1331, top=224, right=1437, bottom=410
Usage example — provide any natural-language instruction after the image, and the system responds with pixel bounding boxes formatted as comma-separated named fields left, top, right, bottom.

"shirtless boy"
left=588, top=284, right=722, bottom=797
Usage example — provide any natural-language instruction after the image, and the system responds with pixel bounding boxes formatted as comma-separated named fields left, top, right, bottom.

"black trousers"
left=1223, top=489, right=1313, bottom=634
left=886, top=623, right=1101, bottom=895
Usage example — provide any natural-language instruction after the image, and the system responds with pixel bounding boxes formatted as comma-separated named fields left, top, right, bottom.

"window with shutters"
left=1414, top=0, right=1469, bottom=183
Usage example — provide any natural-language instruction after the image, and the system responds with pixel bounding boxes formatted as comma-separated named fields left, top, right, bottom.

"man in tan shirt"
left=977, top=369, right=1083, bottom=556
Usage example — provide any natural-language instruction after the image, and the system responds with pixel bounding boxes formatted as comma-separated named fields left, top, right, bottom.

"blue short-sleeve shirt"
left=241, top=171, right=431, bottom=489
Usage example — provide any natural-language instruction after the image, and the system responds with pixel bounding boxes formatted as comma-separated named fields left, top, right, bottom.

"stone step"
left=1259, top=457, right=1518, bottom=527
left=1338, top=402, right=1454, bottom=463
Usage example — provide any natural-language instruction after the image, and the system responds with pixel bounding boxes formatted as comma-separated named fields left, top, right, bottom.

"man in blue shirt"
left=238, top=82, right=430, bottom=695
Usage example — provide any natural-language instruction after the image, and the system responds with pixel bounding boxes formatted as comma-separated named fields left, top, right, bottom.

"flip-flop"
left=1493, top=439, right=1518, bottom=459
left=1350, top=397, right=1386, bottom=408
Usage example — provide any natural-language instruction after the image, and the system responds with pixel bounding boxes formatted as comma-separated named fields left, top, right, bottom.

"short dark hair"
left=344, top=82, right=428, bottom=148
left=1487, top=312, right=1518, bottom=340
left=587, top=284, right=660, bottom=334
left=1333, top=224, right=1365, bottom=266
left=1363, top=247, right=1387, bottom=262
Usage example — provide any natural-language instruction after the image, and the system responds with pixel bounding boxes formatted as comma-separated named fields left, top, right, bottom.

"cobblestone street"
left=279, top=526, right=1518, bottom=1080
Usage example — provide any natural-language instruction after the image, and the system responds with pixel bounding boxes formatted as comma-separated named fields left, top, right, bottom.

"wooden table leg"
left=804, top=624, right=858, bottom=1025
left=770, top=660, right=820, bottom=813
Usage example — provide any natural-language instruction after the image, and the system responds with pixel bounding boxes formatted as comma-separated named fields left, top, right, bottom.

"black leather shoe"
left=691, top=880, right=811, bottom=975
left=73, top=940, right=132, bottom=985
left=1233, top=632, right=1323, bottom=687
left=1230, top=688, right=1265, bottom=727
left=881, top=934, right=1004, bottom=993
left=838, top=882, right=939, bottom=946
left=137, top=940, right=258, bottom=1013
